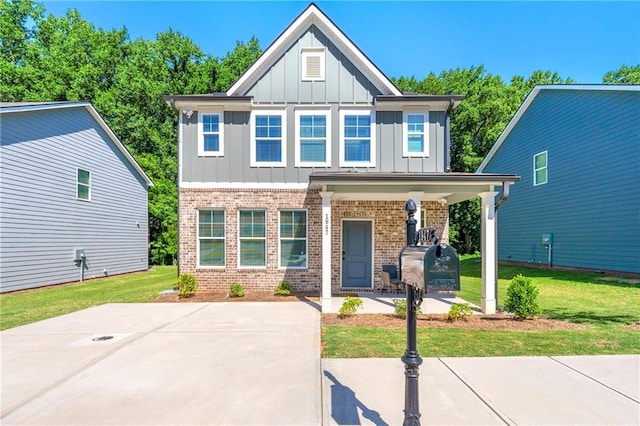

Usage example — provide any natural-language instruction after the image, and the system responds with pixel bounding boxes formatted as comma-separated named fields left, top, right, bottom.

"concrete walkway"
left=327, top=292, right=479, bottom=315
left=2, top=301, right=639, bottom=425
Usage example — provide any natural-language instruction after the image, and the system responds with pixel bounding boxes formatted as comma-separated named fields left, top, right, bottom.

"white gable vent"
left=301, top=48, right=325, bottom=81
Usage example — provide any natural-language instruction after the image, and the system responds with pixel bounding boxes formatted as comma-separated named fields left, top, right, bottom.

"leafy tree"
left=603, top=64, right=640, bottom=84
left=213, top=36, right=262, bottom=92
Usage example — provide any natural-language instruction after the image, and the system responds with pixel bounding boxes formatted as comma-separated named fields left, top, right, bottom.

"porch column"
left=408, top=191, right=423, bottom=230
left=320, top=191, right=333, bottom=313
left=480, top=191, right=498, bottom=314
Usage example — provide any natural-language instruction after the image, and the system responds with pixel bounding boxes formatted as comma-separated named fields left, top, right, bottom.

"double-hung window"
left=238, top=210, right=266, bottom=267
left=280, top=210, right=307, bottom=268
left=198, top=210, right=225, bottom=267
left=403, top=112, right=429, bottom=157
left=533, top=151, right=548, bottom=186
left=295, top=109, right=330, bottom=166
left=198, top=112, right=224, bottom=156
left=77, top=168, right=91, bottom=201
left=251, top=111, right=286, bottom=167
left=339, top=110, right=375, bottom=167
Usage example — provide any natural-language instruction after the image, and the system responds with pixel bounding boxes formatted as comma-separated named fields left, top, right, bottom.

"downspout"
left=445, top=98, right=455, bottom=172
left=493, top=181, right=510, bottom=310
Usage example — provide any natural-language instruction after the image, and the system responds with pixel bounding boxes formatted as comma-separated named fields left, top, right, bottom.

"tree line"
left=2, top=0, right=638, bottom=262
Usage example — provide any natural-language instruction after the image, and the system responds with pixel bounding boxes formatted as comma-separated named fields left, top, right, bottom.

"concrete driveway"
left=1, top=302, right=322, bottom=425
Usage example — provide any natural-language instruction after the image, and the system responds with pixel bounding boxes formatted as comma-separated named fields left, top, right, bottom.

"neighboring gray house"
left=0, top=102, right=153, bottom=292
left=478, top=85, right=640, bottom=274
left=165, top=3, right=519, bottom=313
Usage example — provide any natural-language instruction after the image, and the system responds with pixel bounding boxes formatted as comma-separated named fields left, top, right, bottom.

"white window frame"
left=197, top=209, right=225, bottom=268
left=301, top=47, right=325, bottom=81
left=339, top=109, right=376, bottom=168
left=279, top=209, right=308, bottom=269
left=250, top=109, right=287, bottom=167
left=76, top=168, right=91, bottom=201
left=403, top=111, right=429, bottom=157
left=197, top=110, right=224, bottom=157
left=238, top=209, right=267, bottom=269
left=294, top=108, right=331, bottom=167
left=533, top=150, right=548, bottom=186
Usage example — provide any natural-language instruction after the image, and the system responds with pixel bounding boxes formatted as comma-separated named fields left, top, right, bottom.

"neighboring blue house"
left=165, top=3, right=519, bottom=313
left=478, top=85, right=640, bottom=274
left=0, top=102, right=154, bottom=292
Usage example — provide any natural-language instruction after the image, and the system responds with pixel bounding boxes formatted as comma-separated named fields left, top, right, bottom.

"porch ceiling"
left=309, top=172, right=520, bottom=204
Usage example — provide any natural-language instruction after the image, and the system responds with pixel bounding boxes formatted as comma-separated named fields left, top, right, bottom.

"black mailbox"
left=399, top=244, right=461, bottom=292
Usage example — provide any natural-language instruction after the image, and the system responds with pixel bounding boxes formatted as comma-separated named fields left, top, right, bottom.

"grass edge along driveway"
left=323, top=256, right=640, bottom=358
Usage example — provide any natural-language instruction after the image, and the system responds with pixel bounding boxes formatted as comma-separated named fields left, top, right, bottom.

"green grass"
left=324, top=256, right=640, bottom=357
left=0, top=266, right=177, bottom=330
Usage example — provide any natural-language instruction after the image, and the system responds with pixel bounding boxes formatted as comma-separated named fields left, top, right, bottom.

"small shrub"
left=392, top=298, right=422, bottom=319
left=274, top=280, right=292, bottom=296
left=338, top=296, right=363, bottom=318
left=177, top=274, right=198, bottom=298
left=504, top=274, right=541, bottom=320
left=446, top=303, right=473, bottom=322
left=229, top=283, right=245, bottom=298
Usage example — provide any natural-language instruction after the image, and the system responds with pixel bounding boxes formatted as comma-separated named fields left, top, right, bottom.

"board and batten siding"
left=180, top=108, right=448, bottom=184
left=0, top=107, right=150, bottom=292
left=483, top=89, right=640, bottom=273
left=245, top=25, right=382, bottom=104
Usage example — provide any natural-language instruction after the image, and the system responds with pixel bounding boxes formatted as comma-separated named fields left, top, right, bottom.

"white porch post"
left=481, top=191, right=498, bottom=314
left=320, top=191, right=333, bottom=313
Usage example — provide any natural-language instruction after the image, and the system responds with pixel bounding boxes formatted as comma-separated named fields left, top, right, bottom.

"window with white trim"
left=279, top=210, right=307, bottom=268
left=339, top=110, right=375, bottom=167
left=198, top=210, right=225, bottom=267
left=77, top=168, right=91, bottom=201
left=301, top=48, right=325, bottom=81
left=295, top=109, right=330, bottom=166
left=251, top=111, right=286, bottom=167
left=198, top=112, right=224, bottom=156
left=403, top=112, right=429, bottom=157
left=238, top=210, right=266, bottom=267
left=533, top=151, right=548, bottom=186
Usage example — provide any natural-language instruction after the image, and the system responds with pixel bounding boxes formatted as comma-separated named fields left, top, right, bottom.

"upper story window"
left=198, top=209, right=225, bottom=267
left=403, top=112, right=429, bottom=157
left=339, top=110, right=375, bottom=167
left=238, top=210, right=266, bottom=268
left=301, top=47, right=325, bottom=81
left=77, top=168, right=91, bottom=201
left=533, top=151, right=548, bottom=186
left=295, top=109, right=331, bottom=167
left=198, top=112, right=224, bottom=156
left=251, top=110, right=286, bottom=167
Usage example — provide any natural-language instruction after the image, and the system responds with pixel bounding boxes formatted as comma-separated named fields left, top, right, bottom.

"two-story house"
left=165, top=3, right=519, bottom=313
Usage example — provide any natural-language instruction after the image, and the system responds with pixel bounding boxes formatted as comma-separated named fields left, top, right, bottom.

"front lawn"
left=323, top=256, right=640, bottom=357
left=0, top=266, right=176, bottom=330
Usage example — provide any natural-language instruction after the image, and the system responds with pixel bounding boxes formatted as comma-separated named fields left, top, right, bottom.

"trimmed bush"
left=229, top=283, right=245, bottom=298
left=392, top=298, right=422, bottom=319
left=274, top=280, right=292, bottom=296
left=177, top=274, right=198, bottom=298
left=504, top=274, right=542, bottom=319
left=338, top=296, right=363, bottom=318
left=446, top=303, right=473, bottom=322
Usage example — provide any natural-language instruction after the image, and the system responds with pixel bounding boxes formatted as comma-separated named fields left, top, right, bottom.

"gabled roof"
left=0, top=101, right=153, bottom=187
left=477, top=84, right=640, bottom=172
left=227, top=3, right=402, bottom=97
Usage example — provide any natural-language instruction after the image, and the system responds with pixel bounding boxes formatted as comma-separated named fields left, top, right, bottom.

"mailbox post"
left=402, top=200, right=422, bottom=426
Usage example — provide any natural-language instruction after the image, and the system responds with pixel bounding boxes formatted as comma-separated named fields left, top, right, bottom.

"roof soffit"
left=226, top=4, right=402, bottom=97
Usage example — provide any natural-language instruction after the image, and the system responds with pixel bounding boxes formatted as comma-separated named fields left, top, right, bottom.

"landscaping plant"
left=274, top=280, right=292, bottom=296
left=504, top=274, right=541, bottom=319
left=338, top=296, right=363, bottom=318
left=446, top=303, right=473, bottom=322
left=392, top=298, right=422, bottom=319
left=177, top=273, right=198, bottom=298
left=229, top=283, right=245, bottom=298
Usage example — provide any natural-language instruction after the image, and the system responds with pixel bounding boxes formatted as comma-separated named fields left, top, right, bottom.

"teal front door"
left=341, top=221, right=372, bottom=288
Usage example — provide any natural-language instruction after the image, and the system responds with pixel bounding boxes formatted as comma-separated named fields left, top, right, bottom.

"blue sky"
left=42, top=1, right=639, bottom=84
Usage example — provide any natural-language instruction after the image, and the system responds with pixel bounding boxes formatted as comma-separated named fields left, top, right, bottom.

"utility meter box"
left=399, top=244, right=460, bottom=292
left=73, top=248, right=85, bottom=262
left=542, top=233, right=553, bottom=247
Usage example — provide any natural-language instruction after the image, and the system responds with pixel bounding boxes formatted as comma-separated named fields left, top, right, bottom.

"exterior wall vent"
left=301, top=48, right=325, bottom=81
